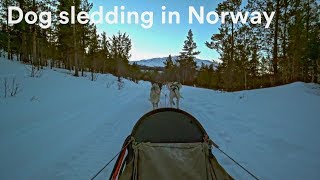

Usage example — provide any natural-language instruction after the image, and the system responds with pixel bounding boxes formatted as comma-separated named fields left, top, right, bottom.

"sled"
left=109, top=108, right=233, bottom=180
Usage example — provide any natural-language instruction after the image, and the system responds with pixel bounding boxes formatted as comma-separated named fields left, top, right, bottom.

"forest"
left=0, top=0, right=319, bottom=91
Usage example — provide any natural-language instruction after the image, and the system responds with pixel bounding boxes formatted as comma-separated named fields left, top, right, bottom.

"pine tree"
left=179, top=29, right=200, bottom=59
left=73, top=0, right=78, bottom=76
left=74, top=0, right=92, bottom=76
left=245, top=0, right=276, bottom=85
left=177, top=29, right=200, bottom=84
left=100, top=31, right=110, bottom=73
left=302, top=0, right=319, bottom=82
left=206, top=0, right=242, bottom=90
left=163, top=54, right=176, bottom=81
left=0, top=0, right=14, bottom=59
left=87, top=25, right=100, bottom=81
left=164, top=54, right=174, bottom=69
left=56, top=0, right=72, bottom=69
left=101, top=32, right=110, bottom=59
left=109, top=31, right=132, bottom=77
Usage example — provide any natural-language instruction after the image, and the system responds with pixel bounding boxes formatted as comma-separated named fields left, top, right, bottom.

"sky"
left=89, top=0, right=222, bottom=61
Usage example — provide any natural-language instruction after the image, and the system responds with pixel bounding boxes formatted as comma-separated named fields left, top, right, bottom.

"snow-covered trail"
left=1, top=83, right=148, bottom=180
left=181, top=84, right=320, bottom=179
left=0, top=59, right=150, bottom=179
left=1, top=59, right=320, bottom=180
left=35, top=88, right=150, bottom=180
left=181, top=89, right=261, bottom=179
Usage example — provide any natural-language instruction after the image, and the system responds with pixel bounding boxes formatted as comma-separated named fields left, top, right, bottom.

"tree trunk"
left=244, top=72, right=247, bottom=90
left=7, top=32, right=11, bottom=60
left=6, top=4, right=11, bottom=60
left=50, top=59, right=54, bottom=69
left=311, top=61, right=316, bottom=83
left=81, top=65, right=84, bottom=76
left=21, top=31, right=27, bottom=62
left=33, top=29, right=37, bottom=65
left=33, top=0, right=37, bottom=66
left=317, top=60, right=320, bottom=84
left=283, top=0, right=288, bottom=83
left=39, top=38, right=43, bottom=69
left=272, top=0, right=280, bottom=81
left=231, top=22, right=234, bottom=63
left=68, top=54, right=72, bottom=71
left=73, top=20, right=79, bottom=76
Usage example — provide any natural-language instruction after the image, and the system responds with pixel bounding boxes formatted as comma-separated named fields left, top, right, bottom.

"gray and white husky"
left=150, top=83, right=161, bottom=109
left=166, top=82, right=182, bottom=109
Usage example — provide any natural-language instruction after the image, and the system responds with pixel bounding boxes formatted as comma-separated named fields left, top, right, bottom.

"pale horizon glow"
left=90, top=0, right=222, bottom=61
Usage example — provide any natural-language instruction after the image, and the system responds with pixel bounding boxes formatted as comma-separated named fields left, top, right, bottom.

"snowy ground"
left=1, top=58, right=320, bottom=180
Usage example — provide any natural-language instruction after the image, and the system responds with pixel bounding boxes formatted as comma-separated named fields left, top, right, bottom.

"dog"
left=166, top=82, right=182, bottom=109
left=149, top=82, right=161, bottom=110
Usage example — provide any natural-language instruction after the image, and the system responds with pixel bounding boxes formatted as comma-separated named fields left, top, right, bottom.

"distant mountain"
left=130, top=56, right=218, bottom=68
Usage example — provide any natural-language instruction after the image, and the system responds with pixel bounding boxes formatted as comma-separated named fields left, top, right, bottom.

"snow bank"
left=0, top=58, right=319, bottom=179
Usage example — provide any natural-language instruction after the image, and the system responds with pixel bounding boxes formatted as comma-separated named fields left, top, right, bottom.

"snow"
left=1, top=57, right=320, bottom=180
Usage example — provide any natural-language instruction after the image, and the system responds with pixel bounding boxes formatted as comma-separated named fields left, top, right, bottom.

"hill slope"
left=130, top=56, right=218, bottom=68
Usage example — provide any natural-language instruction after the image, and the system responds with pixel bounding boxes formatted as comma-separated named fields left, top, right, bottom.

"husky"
left=167, top=82, right=182, bottom=109
left=150, top=82, right=161, bottom=110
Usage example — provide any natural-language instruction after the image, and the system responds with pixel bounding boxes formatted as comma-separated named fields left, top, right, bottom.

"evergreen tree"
left=177, top=29, right=200, bottom=84
left=109, top=31, right=132, bottom=77
left=78, top=0, right=92, bottom=75
left=100, top=31, right=110, bottom=73
left=87, top=25, right=100, bottom=81
left=206, top=0, right=243, bottom=90
left=164, top=54, right=174, bottom=69
left=163, top=54, right=177, bottom=81
left=56, top=0, right=74, bottom=69
left=0, top=0, right=14, bottom=59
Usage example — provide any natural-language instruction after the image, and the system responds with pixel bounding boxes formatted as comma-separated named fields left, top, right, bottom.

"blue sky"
left=89, top=0, right=221, bottom=61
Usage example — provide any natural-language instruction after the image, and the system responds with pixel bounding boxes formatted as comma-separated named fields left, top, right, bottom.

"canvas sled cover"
left=110, top=108, right=233, bottom=180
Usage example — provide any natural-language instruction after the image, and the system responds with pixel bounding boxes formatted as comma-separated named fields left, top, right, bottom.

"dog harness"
left=170, top=84, right=179, bottom=92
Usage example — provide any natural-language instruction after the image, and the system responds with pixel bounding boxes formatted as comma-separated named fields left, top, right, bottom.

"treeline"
left=0, top=0, right=319, bottom=91
left=157, top=0, right=319, bottom=91
left=0, top=0, right=140, bottom=81
left=206, top=0, right=320, bottom=90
